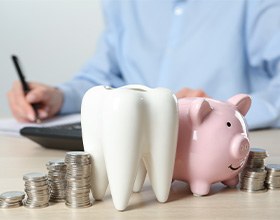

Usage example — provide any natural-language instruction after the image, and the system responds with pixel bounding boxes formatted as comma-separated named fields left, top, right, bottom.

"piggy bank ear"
left=227, top=94, right=251, bottom=116
left=190, top=99, right=213, bottom=126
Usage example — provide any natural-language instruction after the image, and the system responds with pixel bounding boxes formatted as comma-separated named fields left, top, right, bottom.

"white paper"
left=0, top=114, right=81, bottom=136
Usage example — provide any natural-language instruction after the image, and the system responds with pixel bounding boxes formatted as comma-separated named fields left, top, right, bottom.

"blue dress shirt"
left=58, top=0, right=280, bottom=130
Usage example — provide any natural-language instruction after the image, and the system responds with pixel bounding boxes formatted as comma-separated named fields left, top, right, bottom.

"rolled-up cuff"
left=56, top=83, right=82, bottom=115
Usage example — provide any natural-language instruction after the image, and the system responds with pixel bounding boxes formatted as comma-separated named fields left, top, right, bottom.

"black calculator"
left=20, top=122, right=83, bottom=151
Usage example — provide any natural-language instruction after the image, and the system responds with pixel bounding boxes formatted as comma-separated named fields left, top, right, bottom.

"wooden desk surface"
left=0, top=129, right=280, bottom=220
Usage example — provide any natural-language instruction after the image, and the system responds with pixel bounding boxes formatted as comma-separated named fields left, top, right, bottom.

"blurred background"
left=0, top=0, right=103, bottom=118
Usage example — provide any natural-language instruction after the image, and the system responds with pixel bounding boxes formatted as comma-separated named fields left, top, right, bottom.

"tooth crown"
left=173, top=94, right=251, bottom=196
left=81, top=85, right=178, bottom=211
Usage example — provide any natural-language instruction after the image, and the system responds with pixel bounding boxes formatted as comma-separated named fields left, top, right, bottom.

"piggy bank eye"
left=227, top=122, right=232, bottom=127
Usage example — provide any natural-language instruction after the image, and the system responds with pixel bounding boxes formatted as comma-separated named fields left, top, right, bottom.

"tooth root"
left=90, top=155, right=108, bottom=200
left=144, top=93, right=178, bottom=202
left=144, top=143, right=176, bottom=202
left=146, top=146, right=177, bottom=202
left=81, top=86, right=108, bottom=200
left=83, top=139, right=108, bottom=200
left=133, top=160, right=147, bottom=193
left=103, top=94, right=144, bottom=211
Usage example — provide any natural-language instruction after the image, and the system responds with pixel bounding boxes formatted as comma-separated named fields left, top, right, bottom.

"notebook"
left=0, top=114, right=83, bottom=150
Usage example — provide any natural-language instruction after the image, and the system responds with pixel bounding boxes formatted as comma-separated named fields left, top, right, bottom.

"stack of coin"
left=23, top=172, right=50, bottom=208
left=245, top=148, right=268, bottom=169
left=240, top=168, right=267, bottom=192
left=0, top=191, right=25, bottom=208
left=64, top=151, right=92, bottom=208
left=265, top=164, right=280, bottom=190
left=46, top=159, right=67, bottom=202
left=240, top=148, right=269, bottom=192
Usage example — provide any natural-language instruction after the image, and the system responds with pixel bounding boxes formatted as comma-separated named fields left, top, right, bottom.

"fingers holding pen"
left=25, top=84, right=51, bottom=120
left=26, top=82, right=64, bottom=119
left=9, top=56, right=63, bottom=122
left=7, top=81, right=50, bottom=122
left=7, top=81, right=36, bottom=122
left=26, top=83, right=54, bottom=119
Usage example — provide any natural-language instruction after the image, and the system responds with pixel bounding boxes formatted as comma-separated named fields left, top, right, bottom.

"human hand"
left=175, top=88, right=209, bottom=99
left=7, top=81, right=64, bottom=122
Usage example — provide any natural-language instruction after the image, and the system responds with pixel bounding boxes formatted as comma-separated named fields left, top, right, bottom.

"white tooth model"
left=81, top=85, right=179, bottom=211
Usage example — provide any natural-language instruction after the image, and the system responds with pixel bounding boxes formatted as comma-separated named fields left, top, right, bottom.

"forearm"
left=246, top=92, right=280, bottom=130
left=245, top=0, right=280, bottom=130
left=56, top=79, right=96, bottom=114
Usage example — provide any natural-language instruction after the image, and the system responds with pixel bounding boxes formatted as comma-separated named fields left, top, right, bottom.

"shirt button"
left=174, top=7, right=183, bottom=15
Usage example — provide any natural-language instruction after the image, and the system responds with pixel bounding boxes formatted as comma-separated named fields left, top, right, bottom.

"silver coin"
left=66, top=151, right=90, bottom=156
left=0, top=191, right=25, bottom=202
left=0, top=201, right=23, bottom=209
left=24, top=202, right=49, bottom=209
left=65, top=201, right=92, bottom=208
left=266, top=164, right=280, bottom=171
left=240, top=188, right=268, bottom=193
left=23, top=172, right=47, bottom=181
left=47, top=159, right=65, bottom=165
left=250, top=148, right=267, bottom=154
left=25, top=181, right=48, bottom=187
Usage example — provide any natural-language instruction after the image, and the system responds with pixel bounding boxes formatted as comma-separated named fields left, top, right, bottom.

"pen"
left=11, top=55, right=41, bottom=123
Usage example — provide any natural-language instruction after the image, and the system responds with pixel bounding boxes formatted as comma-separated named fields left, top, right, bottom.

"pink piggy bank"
left=173, top=94, right=251, bottom=196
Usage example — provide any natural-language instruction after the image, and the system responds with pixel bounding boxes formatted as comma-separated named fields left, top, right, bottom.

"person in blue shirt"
left=7, top=0, right=280, bottom=130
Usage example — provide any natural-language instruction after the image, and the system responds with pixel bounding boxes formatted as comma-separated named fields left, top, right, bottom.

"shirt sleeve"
left=57, top=0, right=124, bottom=114
left=245, top=0, right=280, bottom=129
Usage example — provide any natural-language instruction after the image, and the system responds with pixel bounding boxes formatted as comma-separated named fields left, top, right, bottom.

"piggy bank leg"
left=189, top=181, right=211, bottom=196
left=222, top=175, right=239, bottom=188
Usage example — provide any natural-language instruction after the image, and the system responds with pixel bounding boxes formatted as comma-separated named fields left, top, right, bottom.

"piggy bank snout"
left=230, top=135, right=250, bottom=159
